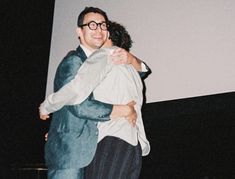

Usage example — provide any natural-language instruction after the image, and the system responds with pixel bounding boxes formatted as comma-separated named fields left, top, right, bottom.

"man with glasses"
left=80, top=21, right=108, bottom=31
left=41, top=7, right=142, bottom=179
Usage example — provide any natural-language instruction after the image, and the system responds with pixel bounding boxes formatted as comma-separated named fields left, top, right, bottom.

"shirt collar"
left=80, top=44, right=93, bottom=57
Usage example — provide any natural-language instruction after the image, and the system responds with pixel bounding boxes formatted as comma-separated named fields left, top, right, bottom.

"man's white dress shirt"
left=40, top=46, right=150, bottom=156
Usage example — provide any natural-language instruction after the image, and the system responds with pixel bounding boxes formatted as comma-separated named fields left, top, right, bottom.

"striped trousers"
left=84, top=136, right=142, bottom=179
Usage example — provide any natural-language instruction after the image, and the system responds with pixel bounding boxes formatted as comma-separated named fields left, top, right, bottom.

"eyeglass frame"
left=79, top=21, right=109, bottom=31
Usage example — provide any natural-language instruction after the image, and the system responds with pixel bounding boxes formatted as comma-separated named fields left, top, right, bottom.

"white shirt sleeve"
left=39, top=48, right=114, bottom=115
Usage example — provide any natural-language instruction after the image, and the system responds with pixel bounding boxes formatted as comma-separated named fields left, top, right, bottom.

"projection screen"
left=46, top=0, right=235, bottom=103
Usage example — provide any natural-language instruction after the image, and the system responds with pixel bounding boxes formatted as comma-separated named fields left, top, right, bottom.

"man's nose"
left=96, top=25, right=103, bottom=32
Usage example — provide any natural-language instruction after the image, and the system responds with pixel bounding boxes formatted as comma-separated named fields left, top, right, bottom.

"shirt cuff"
left=39, top=100, right=50, bottom=115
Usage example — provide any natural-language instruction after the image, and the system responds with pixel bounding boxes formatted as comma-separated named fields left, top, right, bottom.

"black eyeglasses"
left=80, top=21, right=108, bottom=31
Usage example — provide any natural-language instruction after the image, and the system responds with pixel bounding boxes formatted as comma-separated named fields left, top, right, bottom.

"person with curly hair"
left=84, top=21, right=151, bottom=179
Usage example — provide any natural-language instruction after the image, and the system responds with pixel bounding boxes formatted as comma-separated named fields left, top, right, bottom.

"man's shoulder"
left=66, top=50, right=79, bottom=58
left=59, top=48, right=86, bottom=66
left=64, top=49, right=84, bottom=61
left=55, top=48, right=86, bottom=76
left=91, top=47, right=116, bottom=58
left=54, top=49, right=86, bottom=89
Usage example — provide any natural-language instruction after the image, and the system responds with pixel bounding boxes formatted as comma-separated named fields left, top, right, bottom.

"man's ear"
left=107, top=31, right=110, bottom=39
left=76, top=27, right=82, bottom=38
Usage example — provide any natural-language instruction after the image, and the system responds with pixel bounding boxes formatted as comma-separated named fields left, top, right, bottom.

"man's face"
left=77, top=12, right=109, bottom=52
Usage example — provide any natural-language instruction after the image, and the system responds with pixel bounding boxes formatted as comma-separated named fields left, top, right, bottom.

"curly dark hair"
left=108, top=21, right=133, bottom=51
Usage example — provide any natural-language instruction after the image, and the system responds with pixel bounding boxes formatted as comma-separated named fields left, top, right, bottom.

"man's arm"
left=111, top=47, right=150, bottom=78
left=40, top=94, right=136, bottom=124
left=40, top=50, right=137, bottom=123
left=67, top=94, right=136, bottom=125
left=111, top=47, right=141, bottom=71
left=39, top=49, right=112, bottom=116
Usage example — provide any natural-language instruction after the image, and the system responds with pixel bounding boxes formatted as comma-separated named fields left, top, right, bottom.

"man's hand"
left=111, top=47, right=131, bottom=64
left=111, top=47, right=142, bottom=71
left=125, top=101, right=137, bottom=127
left=39, top=107, right=50, bottom=120
left=40, top=114, right=50, bottom=120
left=110, top=100, right=137, bottom=127
left=45, top=132, right=48, bottom=141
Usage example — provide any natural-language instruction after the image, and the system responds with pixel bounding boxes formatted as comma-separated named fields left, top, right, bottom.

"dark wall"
left=1, top=0, right=55, bottom=175
left=141, top=92, right=235, bottom=178
left=1, top=1, right=235, bottom=178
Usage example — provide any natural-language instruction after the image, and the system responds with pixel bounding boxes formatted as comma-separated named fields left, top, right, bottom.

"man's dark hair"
left=108, top=21, right=133, bottom=52
left=77, top=7, right=109, bottom=27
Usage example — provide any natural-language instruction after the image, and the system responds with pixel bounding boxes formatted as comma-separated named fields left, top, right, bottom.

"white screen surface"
left=46, top=0, right=235, bottom=103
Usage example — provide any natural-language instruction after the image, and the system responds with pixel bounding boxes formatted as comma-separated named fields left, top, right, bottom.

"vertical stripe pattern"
left=84, top=136, right=142, bottom=179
